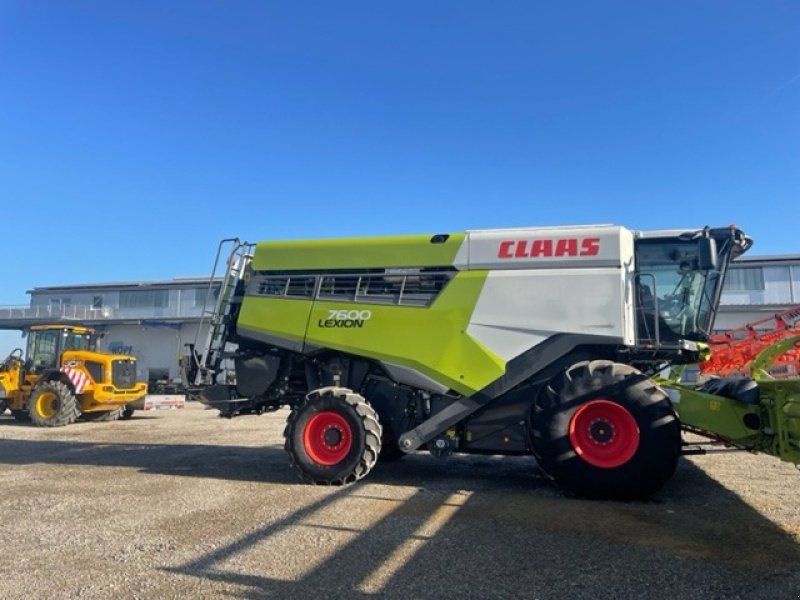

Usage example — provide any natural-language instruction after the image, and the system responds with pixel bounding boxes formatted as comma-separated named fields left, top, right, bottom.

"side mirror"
left=697, top=237, right=718, bottom=270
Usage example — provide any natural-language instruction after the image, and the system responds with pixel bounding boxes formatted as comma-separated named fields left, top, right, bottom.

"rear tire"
left=28, top=381, right=80, bottom=427
left=121, top=407, right=135, bottom=419
left=0, top=399, right=8, bottom=414
left=284, top=387, right=382, bottom=485
left=532, top=360, right=680, bottom=500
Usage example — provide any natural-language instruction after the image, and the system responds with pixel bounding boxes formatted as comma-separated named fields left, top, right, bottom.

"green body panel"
left=307, top=271, right=504, bottom=395
left=251, top=233, right=466, bottom=271
left=665, top=380, right=800, bottom=465
left=758, top=380, right=800, bottom=464
left=237, top=270, right=505, bottom=396
left=669, top=384, right=762, bottom=445
left=236, top=297, right=313, bottom=347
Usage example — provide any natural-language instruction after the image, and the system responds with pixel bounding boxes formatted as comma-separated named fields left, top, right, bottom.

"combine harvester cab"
left=184, top=224, right=798, bottom=499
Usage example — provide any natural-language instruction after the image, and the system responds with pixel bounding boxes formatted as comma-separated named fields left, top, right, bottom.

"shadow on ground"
left=1, top=433, right=798, bottom=598
left=163, top=458, right=800, bottom=599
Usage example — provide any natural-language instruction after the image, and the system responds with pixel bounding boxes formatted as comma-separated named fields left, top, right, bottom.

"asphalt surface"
left=0, top=403, right=798, bottom=599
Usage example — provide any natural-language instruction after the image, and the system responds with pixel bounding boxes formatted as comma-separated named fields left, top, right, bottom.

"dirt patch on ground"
left=1, top=403, right=797, bottom=599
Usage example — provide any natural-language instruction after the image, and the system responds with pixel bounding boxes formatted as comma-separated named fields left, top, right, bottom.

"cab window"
left=63, top=331, right=90, bottom=351
left=28, top=330, right=60, bottom=372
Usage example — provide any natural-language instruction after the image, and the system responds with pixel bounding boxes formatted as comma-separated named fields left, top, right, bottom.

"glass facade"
left=720, top=261, right=798, bottom=307
left=120, top=289, right=169, bottom=309
left=723, top=267, right=765, bottom=292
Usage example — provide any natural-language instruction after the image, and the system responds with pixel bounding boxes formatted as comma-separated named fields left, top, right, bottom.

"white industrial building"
left=0, top=278, right=220, bottom=388
left=0, top=254, right=797, bottom=385
left=715, top=254, right=800, bottom=331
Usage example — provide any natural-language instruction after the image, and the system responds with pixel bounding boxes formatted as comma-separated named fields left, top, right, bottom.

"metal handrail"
left=0, top=304, right=115, bottom=321
left=192, top=239, right=255, bottom=385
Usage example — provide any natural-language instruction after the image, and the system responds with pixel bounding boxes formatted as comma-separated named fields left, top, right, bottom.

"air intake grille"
left=112, top=360, right=136, bottom=389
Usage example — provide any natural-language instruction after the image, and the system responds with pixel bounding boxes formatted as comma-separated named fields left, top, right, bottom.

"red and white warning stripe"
left=60, top=367, right=89, bottom=394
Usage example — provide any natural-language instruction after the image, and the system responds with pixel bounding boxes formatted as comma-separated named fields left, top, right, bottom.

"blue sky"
left=0, top=1, right=798, bottom=353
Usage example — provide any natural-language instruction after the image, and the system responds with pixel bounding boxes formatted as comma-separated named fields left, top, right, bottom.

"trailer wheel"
left=532, top=360, right=680, bottom=500
left=284, top=387, right=382, bottom=485
left=81, top=408, right=123, bottom=422
left=28, top=381, right=81, bottom=427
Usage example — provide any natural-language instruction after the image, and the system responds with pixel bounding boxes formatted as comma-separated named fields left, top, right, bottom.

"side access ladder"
left=191, top=238, right=255, bottom=386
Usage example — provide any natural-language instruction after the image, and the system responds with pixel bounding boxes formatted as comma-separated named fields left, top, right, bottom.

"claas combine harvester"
left=0, top=325, right=147, bottom=426
left=182, top=224, right=799, bottom=499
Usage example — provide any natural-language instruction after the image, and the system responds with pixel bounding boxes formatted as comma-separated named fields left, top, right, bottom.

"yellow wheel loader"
left=0, top=325, right=147, bottom=427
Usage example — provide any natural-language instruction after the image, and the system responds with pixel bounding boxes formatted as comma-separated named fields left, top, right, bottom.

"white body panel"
left=467, top=268, right=632, bottom=361
left=461, top=226, right=637, bottom=361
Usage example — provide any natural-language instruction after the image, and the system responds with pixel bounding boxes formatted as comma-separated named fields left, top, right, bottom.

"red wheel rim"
left=568, top=400, right=640, bottom=468
left=303, top=411, right=353, bottom=466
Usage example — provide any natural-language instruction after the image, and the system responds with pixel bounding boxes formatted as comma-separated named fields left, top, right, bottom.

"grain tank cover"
left=250, top=233, right=466, bottom=272
left=249, top=226, right=634, bottom=273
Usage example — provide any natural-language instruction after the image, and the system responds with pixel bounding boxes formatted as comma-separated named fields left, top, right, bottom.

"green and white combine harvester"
left=184, top=224, right=799, bottom=499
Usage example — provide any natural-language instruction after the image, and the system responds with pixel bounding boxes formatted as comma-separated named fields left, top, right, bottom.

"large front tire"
left=532, top=360, right=681, bottom=500
left=284, top=387, right=382, bottom=485
left=28, top=381, right=81, bottom=427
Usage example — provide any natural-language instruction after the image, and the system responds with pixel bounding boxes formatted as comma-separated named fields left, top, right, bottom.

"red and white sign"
left=60, top=367, right=89, bottom=394
left=143, top=395, right=186, bottom=411
left=497, top=237, right=601, bottom=259
left=462, top=226, right=631, bottom=270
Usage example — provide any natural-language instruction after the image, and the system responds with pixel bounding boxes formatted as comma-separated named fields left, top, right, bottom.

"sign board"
left=142, top=394, right=186, bottom=411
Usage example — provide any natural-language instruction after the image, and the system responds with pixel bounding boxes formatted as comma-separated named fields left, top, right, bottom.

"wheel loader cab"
left=26, top=326, right=91, bottom=373
left=634, top=227, right=751, bottom=348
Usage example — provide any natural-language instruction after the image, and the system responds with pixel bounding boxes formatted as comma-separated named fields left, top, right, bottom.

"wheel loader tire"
left=81, top=408, right=123, bottom=422
left=284, top=387, right=382, bottom=485
left=531, top=360, right=681, bottom=500
left=28, top=381, right=81, bottom=427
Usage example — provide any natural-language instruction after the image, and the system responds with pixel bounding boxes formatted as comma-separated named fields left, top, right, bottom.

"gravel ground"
left=0, top=403, right=798, bottom=600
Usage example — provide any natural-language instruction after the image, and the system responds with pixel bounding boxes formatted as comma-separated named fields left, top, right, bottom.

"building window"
left=92, top=296, right=103, bottom=309
left=119, top=289, right=169, bottom=309
left=194, top=285, right=220, bottom=307
left=49, top=297, right=71, bottom=307
left=724, top=267, right=765, bottom=292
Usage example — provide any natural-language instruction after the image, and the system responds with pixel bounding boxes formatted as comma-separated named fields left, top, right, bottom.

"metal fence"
left=0, top=304, right=115, bottom=321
